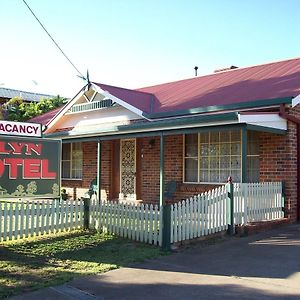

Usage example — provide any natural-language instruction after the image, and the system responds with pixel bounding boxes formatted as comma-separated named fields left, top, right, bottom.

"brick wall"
left=140, top=135, right=220, bottom=204
left=82, top=142, right=98, bottom=187
left=62, top=141, right=112, bottom=200
left=284, top=103, right=300, bottom=221
left=63, top=135, right=237, bottom=204
left=259, top=130, right=297, bottom=220
left=139, top=128, right=298, bottom=219
left=259, top=103, right=300, bottom=221
left=140, top=136, right=160, bottom=204
left=101, top=141, right=112, bottom=200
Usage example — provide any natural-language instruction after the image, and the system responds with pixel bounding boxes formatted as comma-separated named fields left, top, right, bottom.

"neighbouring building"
left=0, top=87, right=55, bottom=105
left=31, top=57, right=300, bottom=222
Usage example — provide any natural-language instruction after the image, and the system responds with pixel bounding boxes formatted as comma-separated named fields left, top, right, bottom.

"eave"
left=45, top=112, right=239, bottom=139
left=44, top=110, right=287, bottom=142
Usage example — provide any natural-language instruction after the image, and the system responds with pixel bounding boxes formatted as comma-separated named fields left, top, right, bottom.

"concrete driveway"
left=10, top=223, right=300, bottom=300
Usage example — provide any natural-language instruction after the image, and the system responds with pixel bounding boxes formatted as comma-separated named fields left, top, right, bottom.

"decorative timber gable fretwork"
left=67, top=99, right=117, bottom=114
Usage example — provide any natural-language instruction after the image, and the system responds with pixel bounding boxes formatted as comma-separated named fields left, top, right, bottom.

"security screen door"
left=120, top=139, right=136, bottom=200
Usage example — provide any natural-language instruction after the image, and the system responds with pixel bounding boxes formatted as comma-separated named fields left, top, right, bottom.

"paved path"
left=10, top=223, right=300, bottom=300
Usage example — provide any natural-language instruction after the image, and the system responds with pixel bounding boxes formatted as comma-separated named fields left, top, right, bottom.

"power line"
left=22, top=0, right=86, bottom=80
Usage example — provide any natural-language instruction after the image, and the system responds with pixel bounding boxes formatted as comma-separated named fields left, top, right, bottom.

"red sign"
left=0, top=136, right=61, bottom=198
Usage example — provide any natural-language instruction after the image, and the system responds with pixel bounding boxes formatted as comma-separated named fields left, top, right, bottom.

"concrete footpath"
left=10, top=223, right=300, bottom=300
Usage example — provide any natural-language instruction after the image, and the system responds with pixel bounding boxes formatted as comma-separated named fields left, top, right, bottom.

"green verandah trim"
left=46, top=112, right=239, bottom=140
left=97, top=141, right=101, bottom=202
left=142, top=97, right=293, bottom=119
left=245, top=124, right=286, bottom=135
left=123, top=112, right=239, bottom=130
left=160, top=133, right=164, bottom=207
left=58, top=122, right=286, bottom=144
left=160, top=133, right=171, bottom=251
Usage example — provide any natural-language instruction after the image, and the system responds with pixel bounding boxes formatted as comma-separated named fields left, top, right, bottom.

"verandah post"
left=97, top=140, right=102, bottom=203
left=160, top=132, right=171, bottom=250
left=227, top=176, right=235, bottom=235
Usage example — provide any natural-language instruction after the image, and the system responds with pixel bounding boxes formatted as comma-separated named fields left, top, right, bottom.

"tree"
left=2, top=95, right=66, bottom=122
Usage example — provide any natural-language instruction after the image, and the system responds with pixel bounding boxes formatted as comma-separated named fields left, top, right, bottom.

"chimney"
left=214, top=65, right=238, bottom=73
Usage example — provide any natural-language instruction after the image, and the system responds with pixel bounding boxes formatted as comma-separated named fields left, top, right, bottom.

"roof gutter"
left=279, top=104, right=300, bottom=221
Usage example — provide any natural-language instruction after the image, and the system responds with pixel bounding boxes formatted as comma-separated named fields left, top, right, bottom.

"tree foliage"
left=0, top=95, right=66, bottom=122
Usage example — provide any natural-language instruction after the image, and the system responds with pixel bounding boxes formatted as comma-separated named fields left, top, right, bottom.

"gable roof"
left=94, top=57, right=300, bottom=117
left=33, top=57, right=300, bottom=129
left=94, top=83, right=155, bottom=113
left=0, top=87, right=55, bottom=102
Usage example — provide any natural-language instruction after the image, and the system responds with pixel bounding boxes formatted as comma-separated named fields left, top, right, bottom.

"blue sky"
left=1, top=0, right=300, bottom=97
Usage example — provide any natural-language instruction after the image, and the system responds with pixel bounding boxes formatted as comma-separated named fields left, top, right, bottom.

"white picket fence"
left=89, top=182, right=284, bottom=246
left=0, top=199, right=84, bottom=242
left=233, top=182, right=284, bottom=225
left=89, top=197, right=162, bottom=246
left=170, top=185, right=228, bottom=243
left=0, top=182, right=284, bottom=245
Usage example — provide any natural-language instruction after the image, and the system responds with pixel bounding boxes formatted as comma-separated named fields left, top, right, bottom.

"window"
left=184, top=130, right=260, bottom=183
left=247, top=131, right=260, bottom=182
left=62, top=142, right=83, bottom=179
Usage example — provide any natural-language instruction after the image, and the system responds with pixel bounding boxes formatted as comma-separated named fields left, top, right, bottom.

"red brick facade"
left=62, top=141, right=111, bottom=200
left=260, top=130, right=297, bottom=220
left=62, top=105, right=300, bottom=222
left=139, top=135, right=219, bottom=204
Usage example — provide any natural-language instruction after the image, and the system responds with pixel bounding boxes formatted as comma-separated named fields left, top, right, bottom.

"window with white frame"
left=62, top=142, right=83, bottom=179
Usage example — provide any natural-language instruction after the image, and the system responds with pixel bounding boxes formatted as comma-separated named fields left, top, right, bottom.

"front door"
left=120, top=139, right=136, bottom=200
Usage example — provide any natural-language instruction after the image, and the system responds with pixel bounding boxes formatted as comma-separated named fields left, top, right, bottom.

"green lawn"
left=0, top=230, right=165, bottom=299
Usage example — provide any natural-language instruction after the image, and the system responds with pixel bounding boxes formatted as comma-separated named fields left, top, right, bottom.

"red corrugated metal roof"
left=29, top=106, right=63, bottom=125
left=31, top=57, right=300, bottom=126
left=137, top=57, right=300, bottom=114
left=94, top=83, right=155, bottom=113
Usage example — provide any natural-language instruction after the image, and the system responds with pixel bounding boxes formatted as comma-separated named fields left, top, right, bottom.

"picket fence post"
left=282, top=181, right=286, bottom=218
left=227, top=176, right=235, bottom=235
left=162, top=203, right=171, bottom=251
left=83, top=197, right=90, bottom=230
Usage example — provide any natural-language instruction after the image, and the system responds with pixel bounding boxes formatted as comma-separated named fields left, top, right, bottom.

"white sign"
left=0, top=120, right=42, bottom=138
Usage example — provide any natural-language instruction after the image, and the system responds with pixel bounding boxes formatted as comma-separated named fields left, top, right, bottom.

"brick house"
left=32, top=57, right=300, bottom=222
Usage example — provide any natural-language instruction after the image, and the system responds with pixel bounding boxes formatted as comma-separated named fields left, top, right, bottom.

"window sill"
left=62, top=178, right=83, bottom=181
left=179, top=182, right=222, bottom=192
left=182, top=182, right=226, bottom=185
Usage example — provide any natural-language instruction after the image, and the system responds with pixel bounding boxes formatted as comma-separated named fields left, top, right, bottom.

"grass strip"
left=0, top=230, right=164, bottom=299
